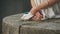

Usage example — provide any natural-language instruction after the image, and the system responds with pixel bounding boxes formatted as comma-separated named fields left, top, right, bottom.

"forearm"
left=36, top=0, right=58, bottom=10
left=30, top=0, right=58, bottom=15
left=31, top=0, right=36, bottom=7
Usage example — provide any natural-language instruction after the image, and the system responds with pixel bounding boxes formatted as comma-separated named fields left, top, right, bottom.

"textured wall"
left=1, top=0, right=31, bottom=17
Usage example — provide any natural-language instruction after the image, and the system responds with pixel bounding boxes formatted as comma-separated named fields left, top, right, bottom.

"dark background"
left=0, top=0, right=31, bottom=34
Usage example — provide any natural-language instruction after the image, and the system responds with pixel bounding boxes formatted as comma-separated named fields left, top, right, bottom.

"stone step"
left=20, top=23, right=60, bottom=34
left=2, top=13, right=60, bottom=34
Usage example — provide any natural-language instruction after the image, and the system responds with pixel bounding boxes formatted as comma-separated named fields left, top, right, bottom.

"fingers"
left=31, top=11, right=43, bottom=21
left=35, top=11, right=43, bottom=18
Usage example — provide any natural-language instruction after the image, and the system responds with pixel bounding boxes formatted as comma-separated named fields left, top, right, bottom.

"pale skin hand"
left=30, top=0, right=58, bottom=20
left=31, top=11, right=43, bottom=21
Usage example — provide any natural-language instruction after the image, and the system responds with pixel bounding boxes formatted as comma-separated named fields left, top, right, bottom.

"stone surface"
left=2, top=14, right=23, bottom=34
left=2, top=13, right=60, bottom=34
left=20, top=23, right=60, bottom=34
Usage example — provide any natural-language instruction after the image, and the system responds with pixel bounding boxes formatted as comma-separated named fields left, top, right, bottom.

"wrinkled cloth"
left=34, top=0, right=60, bottom=18
left=21, top=12, right=33, bottom=20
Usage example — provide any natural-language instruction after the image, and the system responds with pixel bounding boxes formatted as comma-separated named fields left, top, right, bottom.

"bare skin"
left=30, top=0, right=58, bottom=20
left=30, top=0, right=43, bottom=20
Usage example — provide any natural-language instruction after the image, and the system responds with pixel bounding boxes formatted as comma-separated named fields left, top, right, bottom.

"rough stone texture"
left=2, top=13, right=60, bottom=34
left=2, top=14, right=23, bottom=34
left=20, top=23, right=60, bottom=34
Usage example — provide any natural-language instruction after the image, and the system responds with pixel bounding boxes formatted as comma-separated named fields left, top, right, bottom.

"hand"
left=29, top=7, right=43, bottom=21
left=31, top=11, right=43, bottom=21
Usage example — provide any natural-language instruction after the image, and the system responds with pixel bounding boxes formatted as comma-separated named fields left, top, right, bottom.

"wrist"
left=30, top=6, right=42, bottom=15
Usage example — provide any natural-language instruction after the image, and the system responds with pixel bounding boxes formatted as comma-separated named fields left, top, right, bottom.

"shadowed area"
left=0, top=0, right=31, bottom=34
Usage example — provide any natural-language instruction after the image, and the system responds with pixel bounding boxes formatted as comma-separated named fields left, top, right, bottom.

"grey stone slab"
left=2, top=14, right=22, bottom=34
left=2, top=22, right=9, bottom=34
left=2, top=13, right=60, bottom=34
left=20, top=23, right=60, bottom=34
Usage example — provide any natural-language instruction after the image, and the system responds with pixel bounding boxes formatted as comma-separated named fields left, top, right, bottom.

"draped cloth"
left=34, top=0, right=60, bottom=18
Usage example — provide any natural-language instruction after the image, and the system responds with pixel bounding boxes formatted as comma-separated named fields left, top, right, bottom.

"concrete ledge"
left=2, top=13, right=60, bottom=34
